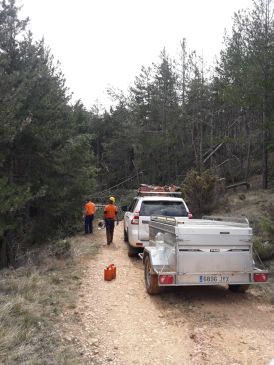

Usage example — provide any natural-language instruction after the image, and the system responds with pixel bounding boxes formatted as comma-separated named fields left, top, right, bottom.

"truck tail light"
left=159, top=275, right=174, bottom=285
left=188, top=212, right=193, bottom=219
left=253, top=273, right=268, bottom=282
left=131, top=215, right=139, bottom=224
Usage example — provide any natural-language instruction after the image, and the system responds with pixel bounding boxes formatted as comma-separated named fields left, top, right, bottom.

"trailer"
left=143, top=216, right=268, bottom=294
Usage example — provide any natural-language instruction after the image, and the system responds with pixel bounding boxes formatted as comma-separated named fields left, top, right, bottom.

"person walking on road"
left=84, top=198, right=96, bottom=234
left=104, top=196, right=118, bottom=244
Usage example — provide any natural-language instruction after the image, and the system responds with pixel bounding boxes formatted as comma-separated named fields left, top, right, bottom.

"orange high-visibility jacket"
left=85, top=201, right=96, bottom=216
left=104, top=204, right=118, bottom=219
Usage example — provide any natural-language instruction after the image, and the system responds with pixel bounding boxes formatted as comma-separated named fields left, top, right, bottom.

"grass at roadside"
left=0, top=236, right=100, bottom=365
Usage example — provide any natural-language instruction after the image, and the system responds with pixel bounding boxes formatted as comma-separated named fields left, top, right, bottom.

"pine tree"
left=0, top=0, right=97, bottom=266
left=217, top=0, right=274, bottom=187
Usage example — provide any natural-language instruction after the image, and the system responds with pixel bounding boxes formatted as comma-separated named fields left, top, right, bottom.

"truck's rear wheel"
left=144, top=255, right=160, bottom=295
left=127, top=244, right=138, bottom=257
left=228, top=284, right=250, bottom=293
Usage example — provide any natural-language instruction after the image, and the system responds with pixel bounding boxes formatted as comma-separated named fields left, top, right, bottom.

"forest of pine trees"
left=0, top=0, right=273, bottom=266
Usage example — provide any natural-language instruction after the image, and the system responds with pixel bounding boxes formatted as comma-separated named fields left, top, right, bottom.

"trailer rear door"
left=177, top=225, right=253, bottom=276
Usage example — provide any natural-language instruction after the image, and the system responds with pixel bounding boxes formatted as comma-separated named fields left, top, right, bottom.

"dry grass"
left=214, top=189, right=274, bottom=289
left=215, top=189, right=274, bottom=240
left=215, top=189, right=274, bottom=219
left=0, top=237, right=100, bottom=365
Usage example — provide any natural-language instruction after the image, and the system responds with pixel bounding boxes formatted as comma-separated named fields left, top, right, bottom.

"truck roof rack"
left=137, top=184, right=182, bottom=197
left=138, top=191, right=182, bottom=197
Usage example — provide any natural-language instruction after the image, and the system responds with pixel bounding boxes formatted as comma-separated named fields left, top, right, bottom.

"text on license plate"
left=199, top=275, right=230, bottom=283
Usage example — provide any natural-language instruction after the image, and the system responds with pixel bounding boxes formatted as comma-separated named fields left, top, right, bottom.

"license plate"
left=199, top=275, right=230, bottom=283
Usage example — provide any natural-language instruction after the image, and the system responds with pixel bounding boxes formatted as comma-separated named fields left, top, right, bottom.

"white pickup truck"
left=143, top=216, right=268, bottom=294
left=123, top=189, right=191, bottom=257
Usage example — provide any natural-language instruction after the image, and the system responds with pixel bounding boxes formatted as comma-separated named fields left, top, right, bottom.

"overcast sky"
left=20, top=0, right=252, bottom=109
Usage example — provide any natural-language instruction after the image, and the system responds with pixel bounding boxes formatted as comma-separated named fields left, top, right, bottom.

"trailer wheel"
left=123, top=228, right=128, bottom=242
left=228, top=284, right=250, bottom=293
left=144, top=255, right=160, bottom=295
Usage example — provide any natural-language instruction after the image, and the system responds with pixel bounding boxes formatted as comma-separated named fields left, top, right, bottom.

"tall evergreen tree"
left=217, top=0, right=274, bottom=187
left=0, top=0, right=97, bottom=266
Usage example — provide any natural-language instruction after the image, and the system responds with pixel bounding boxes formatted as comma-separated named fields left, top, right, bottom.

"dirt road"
left=67, top=225, right=274, bottom=365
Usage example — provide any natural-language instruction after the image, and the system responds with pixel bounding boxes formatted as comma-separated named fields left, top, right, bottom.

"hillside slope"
left=213, top=189, right=274, bottom=259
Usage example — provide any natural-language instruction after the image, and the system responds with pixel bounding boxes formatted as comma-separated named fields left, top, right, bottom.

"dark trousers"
left=105, top=218, right=115, bottom=244
left=85, top=215, right=94, bottom=234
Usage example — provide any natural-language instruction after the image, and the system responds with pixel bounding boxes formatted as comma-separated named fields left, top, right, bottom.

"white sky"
left=20, top=0, right=252, bottom=109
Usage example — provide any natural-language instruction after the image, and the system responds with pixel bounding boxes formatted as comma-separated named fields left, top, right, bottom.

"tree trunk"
left=262, top=130, right=268, bottom=189
left=0, top=239, right=8, bottom=269
left=262, top=109, right=268, bottom=189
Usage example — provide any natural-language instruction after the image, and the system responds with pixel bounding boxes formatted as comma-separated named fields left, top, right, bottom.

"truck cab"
left=123, top=185, right=191, bottom=257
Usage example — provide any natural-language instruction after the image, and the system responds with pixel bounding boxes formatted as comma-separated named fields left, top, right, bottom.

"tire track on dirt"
left=75, top=225, right=193, bottom=365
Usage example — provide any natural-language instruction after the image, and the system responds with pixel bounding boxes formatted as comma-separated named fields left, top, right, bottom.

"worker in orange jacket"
left=84, top=198, right=96, bottom=234
left=103, top=196, right=118, bottom=244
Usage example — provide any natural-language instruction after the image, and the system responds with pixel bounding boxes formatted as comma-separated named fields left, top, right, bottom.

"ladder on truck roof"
left=137, top=191, right=182, bottom=197
left=137, top=184, right=182, bottom=197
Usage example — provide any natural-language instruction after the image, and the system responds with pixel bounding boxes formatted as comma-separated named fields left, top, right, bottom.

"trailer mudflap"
left=143, top=246, right=176, bottom=273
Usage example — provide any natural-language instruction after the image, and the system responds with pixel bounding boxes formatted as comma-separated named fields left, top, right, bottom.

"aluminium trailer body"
left=143, top=216, right=268, bottom=294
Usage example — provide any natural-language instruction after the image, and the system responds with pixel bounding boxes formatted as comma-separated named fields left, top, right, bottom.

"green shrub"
left=182, top=170, right=221, bottom=217
left=253, top=211, right=274, bottom=260
left=253, top=238, right=274, bottom=261
left=49, top=239, right=72, bottom=259
left=260, top=217, right=274, bottom=243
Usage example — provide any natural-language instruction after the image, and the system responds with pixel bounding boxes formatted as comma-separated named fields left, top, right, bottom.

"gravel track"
left=67, top=224, right=274, bottom=365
